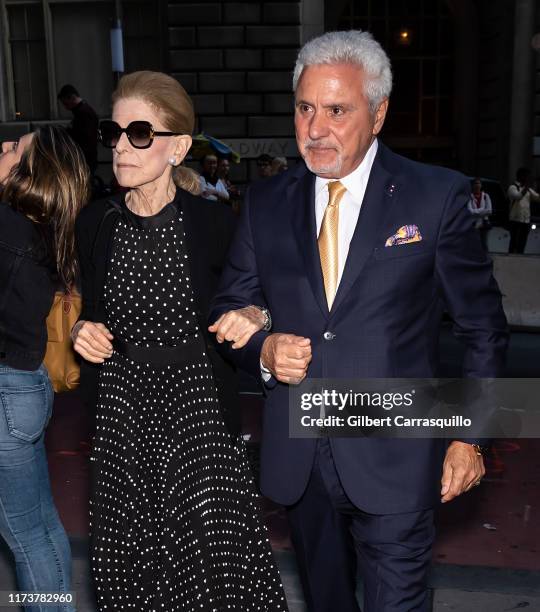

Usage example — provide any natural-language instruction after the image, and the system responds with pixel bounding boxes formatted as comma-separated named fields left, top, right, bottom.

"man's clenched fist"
left=261, top=333, right=312, bottom=384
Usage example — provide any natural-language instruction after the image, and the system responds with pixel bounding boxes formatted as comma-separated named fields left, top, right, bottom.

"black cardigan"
left=75, top=188, right=240, bottom=434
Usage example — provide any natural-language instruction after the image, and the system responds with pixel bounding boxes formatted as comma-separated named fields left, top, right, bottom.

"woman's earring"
left=168, top=157, right=177, bottom=166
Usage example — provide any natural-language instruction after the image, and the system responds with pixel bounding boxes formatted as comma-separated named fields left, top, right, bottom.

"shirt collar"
left=315, top=138, right=378, bottom=201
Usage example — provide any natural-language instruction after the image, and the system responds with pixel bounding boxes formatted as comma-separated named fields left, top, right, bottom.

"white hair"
left=292, top=30, right=393, bottom=112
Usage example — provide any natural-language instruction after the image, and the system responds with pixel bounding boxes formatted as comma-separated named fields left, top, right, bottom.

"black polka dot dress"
left=90, top=200, right=287, bottom=611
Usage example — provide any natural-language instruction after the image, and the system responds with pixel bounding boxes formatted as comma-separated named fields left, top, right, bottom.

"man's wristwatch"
left=254, top=306, right=272, bottom=332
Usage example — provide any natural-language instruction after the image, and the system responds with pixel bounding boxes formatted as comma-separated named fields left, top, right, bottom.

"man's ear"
left=372, top=98, right=389, bottom=136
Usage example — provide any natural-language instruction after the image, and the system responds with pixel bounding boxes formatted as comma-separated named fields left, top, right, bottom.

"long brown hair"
left=112, top=71, right=201, bottom=194
left=2, top=125, right=90, bottom=287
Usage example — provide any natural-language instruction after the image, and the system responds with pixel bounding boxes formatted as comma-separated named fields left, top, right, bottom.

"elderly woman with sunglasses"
left=71, top=71, right=287, bottom=611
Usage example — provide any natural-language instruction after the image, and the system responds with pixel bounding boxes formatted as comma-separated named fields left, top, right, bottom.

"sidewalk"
left=1, top=537, right=539, bottom=611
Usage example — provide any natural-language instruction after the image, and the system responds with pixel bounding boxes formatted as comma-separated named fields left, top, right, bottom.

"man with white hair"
left=210, top=30, right=507, bottom=611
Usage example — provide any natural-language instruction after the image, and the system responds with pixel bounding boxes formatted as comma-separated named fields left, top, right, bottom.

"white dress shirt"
left=315, top=138, right=378, bottom=286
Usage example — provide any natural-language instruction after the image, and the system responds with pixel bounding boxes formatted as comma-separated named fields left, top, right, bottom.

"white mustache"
left=304, top=139, right=338, bottom=150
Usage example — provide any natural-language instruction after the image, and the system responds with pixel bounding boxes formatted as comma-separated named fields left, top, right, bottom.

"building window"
left=123, top=1, right=161, bottom=74
left=336, top=0, right=454, bottom=162
left=3, top=2, right=49, bottom=119
left=0, top=0, right=162, bottom=121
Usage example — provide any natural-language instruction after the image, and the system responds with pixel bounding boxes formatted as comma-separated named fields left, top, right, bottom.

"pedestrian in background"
left=217, top=156, right=242, bottom=212
left=271, top=156, right=288, bottom=175
left=58, top=84, right=99, bottom=174
left=468, top=177, right=492, bottom=249
left=199, top=152, right=230, bottom=202
left=256, top=153, right=273, bottom=179
left=508, top=167, right=540, bottom=253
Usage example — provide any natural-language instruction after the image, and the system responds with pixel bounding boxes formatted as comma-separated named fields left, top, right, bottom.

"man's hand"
left=71, top=320, right=114, bottom=364
left=440, top=441, right=485, bottom=503
left=261, top=333, right=312, bottom=385
left=208, top=306, right=266, bottom=349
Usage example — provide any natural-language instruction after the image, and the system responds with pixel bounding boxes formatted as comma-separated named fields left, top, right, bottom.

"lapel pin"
left=386, top=183, right=396, bottom=197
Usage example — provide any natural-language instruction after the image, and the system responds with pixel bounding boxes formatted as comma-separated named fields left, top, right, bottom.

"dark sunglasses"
left=99, top=120, right=183, bottom=149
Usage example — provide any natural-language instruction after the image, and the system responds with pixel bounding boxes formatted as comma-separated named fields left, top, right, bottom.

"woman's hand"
left=71, top=320, right=114, bottom=363
left=208, top=306, right=266, bottom=349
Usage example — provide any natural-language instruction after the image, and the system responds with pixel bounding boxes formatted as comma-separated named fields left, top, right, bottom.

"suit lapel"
left=289, top=167, right=329, bottom=319
left=331, top=146, right=399, bottom=315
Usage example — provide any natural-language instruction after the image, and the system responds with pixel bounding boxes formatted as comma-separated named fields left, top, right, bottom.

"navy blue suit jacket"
left=210, top=142, right=508, bottom=514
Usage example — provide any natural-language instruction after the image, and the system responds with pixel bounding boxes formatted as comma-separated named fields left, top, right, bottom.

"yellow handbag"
left=44, top=290, right=82, bottom=393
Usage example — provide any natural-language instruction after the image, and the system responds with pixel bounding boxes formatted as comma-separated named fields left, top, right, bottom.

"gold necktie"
left=318, top=181, right=347, bottom=309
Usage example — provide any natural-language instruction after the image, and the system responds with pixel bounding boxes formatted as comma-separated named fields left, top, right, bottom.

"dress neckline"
left=121, top=189, right=181, bottom=230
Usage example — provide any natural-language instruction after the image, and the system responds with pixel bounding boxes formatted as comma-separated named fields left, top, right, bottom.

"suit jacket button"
left=323, top=331, right=336, bottom=341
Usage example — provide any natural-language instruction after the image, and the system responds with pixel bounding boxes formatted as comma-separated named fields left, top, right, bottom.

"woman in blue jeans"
left=0, top=126, right=90, bottom=611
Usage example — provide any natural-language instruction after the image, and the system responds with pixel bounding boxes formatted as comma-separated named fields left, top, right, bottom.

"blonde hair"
left=112, top=71, right=201, bottom=194
left=3, top=126, right=90, bottom=288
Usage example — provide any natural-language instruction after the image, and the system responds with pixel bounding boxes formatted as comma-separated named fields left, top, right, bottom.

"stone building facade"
left=0, top=0, right=538, bottom=187
left=165, top=0, right=322, bottom=182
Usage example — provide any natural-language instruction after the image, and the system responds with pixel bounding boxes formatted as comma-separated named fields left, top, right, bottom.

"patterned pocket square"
left=385, top=225, right=422, bottom=247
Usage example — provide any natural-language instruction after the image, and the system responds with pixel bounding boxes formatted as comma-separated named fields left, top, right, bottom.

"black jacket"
left=75, top=188, right=240, bottom=433
left=0, top=202, right=55, bottom=370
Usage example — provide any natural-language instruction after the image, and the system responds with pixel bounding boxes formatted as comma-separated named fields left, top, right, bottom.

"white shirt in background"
left=199, top=176, right=229, bottom=201
left=508, top=182, right=540, bottom=224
